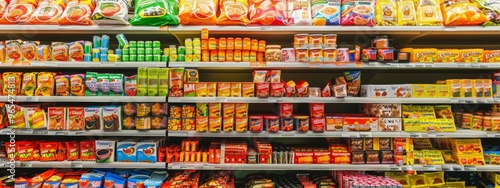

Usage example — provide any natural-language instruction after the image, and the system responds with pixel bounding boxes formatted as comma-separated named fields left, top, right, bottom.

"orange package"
left=179, top=0, right=218, bottom=25
left=217, top=0, right=249, bottom=25
left=58, top=0, right=95, bottom=25
left=248, top=0, right=288, bottom=25
left=29, top=0, right=66, bottom=24
left=0, top=0, right=38, bottom=24
left=440, top=0, right=487, bottom=26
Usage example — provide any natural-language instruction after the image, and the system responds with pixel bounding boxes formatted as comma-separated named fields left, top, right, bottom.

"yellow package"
left=474, top=79, right=483, bottom=98
left=376, top=0, right=397, bottom=25
left=397, top=0, right=417, bottom=25
left=461, top=79, right=473, bottom=98
left=409, top=174, right=428, bottom=186
left=425, top=172, right=445, bottom=185
left=459, top=49, right=483, bottom=62
left=483, top=79, right=492, bottom=97
left=416, top=0, right=443, bottom=25
left=422, top=150, right=445, bottom=165
left=2, top=72, right=22, bottom=96
left=437, top=84, right=450, bottom=98
left=447, top=79, right=461, bottom=98
left=35, top=72, right=56, bottom=96
left=426, top=85, right=437, bottom=98
left=412, top=48, right=437, bottom=62
left=436, top=49, right=459, bottom=62
left=386, top=172, right=410, bottom=186
left=441, top=150, right=455, bottom=163
left=21, top=72, right=37, bottom=96
left=412, top=84, right=426, bottom=98
left=404, top=118, right=426, bottom=132
left=8, top=105, right=26, bottom=128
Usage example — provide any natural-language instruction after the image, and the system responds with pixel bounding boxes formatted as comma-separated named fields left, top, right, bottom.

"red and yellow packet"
left=29, top=0, right=66, bottom=24
left=179, top=0, right=218, bottom=25
left=217, top=0, right=249, bottom=25
left=58, top=0, right=95, bottom=25
left=248, top=0, right=287, bottom=25
left=0, top=0, right=37, bottom=24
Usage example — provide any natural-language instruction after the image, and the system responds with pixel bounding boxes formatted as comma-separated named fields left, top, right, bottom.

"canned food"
left=337, top=48, right=350, bottom=62
left=294, top=34, right=308, bottom=48
left=145, top=54, right=153, bottom=61
left=308, top=34, right=323, bottom=48
left=243, top=38, right=251, bottom=50
left=154, top=55, right=161, bottom=62
left=242, top=50, right=250, bottom=61
left=227, top=37, right=234, bottom=50
left=323, top=34, right=337, bottom=48
left=145, top=48, right=153, bottom=55
left=234, top=50, right=242, bottom=62
left=251, top=39, right=259, bottom=51
left=193, top=38, right=201, bottom=47
left=235, top=38, right=243, bottom=50
left=226, top=50, right=234, bottom=61
left=153, top=41, right=161, bottom=48
left=210, top=50, right=218, bottom=61
left=323, top=48, right=337, bottom=62
left=177, top=54, right=185, bottom=61
left=296, top=48, right=309, bottom=62
left=281, top=48, right=295, bottom=62
left=218, top=51, right=226, bottom=61
left=309, top=48, right=323, bottom=62
left=362, top=48, right=377, bottom=61
left=258, top=40, right=266, bottom=52
left=202, top=50, right=210, bottom=62
left=130, top=55, right=137, bottom=61
left=177, top=46, right=186, bottom=54
left=122, top=55, right=129, bottom=61
left=137, top=48, right=145, bottom=55
left=250, top=51, right=257, bottom=62
left=219, top=37, right=227, bottom=50
left=374, top=35, right=389, bottom=49
left=137, top=54, right=145, bottom=61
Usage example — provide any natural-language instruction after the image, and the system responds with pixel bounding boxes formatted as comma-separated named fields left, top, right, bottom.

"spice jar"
left=265, top=45, right=282, bottom=62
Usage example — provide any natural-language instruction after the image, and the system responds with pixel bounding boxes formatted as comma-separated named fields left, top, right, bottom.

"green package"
left=137, top=68, right=148, bottom=96
left=129, top=0, right=180, bottom=26
left=158, top=68, right=169, bottom=96
left=85, top=72, right=99, bottom=96
left=97, top=74, right=110, bottom=96
left=109, top=74, right=124, bottom=96
left=147, top=68, right=159, bottom=96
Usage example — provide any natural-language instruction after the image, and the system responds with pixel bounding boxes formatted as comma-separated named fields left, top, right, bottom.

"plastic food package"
left=248, top=0, right=288, bottom=25
left=0, top=0, right=8, bottom=18
left=472, top=0, right=500, bottom=25
left=217, top=0, right=249, bottom=25
left=288, top=0, right=312, bottom=25
left=441, top=0, right=487, bottom=25
left=29, top=0, right=66, bottom=24
left=129, top=0, right=180, bottom=26
left=91, top=0, right=129, bottom=25
left=0, top=0, right=38, bottom=24
left=179, top=0, right=218, bottom=25
left=397, top=0, right=417, bottom=25
left=311, top=0, right=341, bottom=25
left=375, top=0, right=397, bottom=25
left=416, top=0, right=443, bottom=25
left=340, top=0, right=375, bottom=26
left=58, top=0, right=95, bottom=25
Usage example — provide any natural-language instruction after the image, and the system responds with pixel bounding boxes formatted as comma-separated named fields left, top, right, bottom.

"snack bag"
left=217, top=0, right=249, bottom=25
left=343, top=71, right=361, bottom=96
left=178, top=0, right=217, bottom=25
left=3, top=72, right=22, bottom=96
left=340, top=0, right=375, bottom=26
left=248, top=0, right=288, bottom=25
left=91, top=0, right=129, bottom=25
left=441, top=0, right=487, bottom=25
left=35, top=72, right=56, bottom=96
left=5, top=40, right=22, bottom=65
left=416, top=0, right=443, bottom=25
left=58, top=0, right=95, bottom=25
left=29, top=0, right=66, bottom=24
left=472, top=0, right=500, bottom=26
left=129, top=0, right=180, bottom=26
left=21, top=41, right=38, bottom=64
left=0, top=0, right=37, bottom=24
left=0, top=0, right=8, bottom=19
left=311, top=0, right=341, bottom=25
left=397, top=0, right=417, bottom=25
left=288, top=0, right=312, bottom=25
left=375, top=0, right=397, bottom=25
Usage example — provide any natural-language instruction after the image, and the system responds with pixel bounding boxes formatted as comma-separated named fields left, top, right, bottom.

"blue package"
left=144, top=179, right=163, bottom=188
left=104, top=173, right=126, bottom=188
left=150, top=170, right=168, bottom=181
left=79, top=173, right=104, bottom=188
left=114, top=169, right=133, bottom=179
left=127, top=175, right=150, bottom=188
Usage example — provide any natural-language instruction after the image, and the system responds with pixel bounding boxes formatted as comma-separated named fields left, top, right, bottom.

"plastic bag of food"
left=129, top=0, right=179, bottom=26
left=58, top=0, right=95, bottom=25
left=397, top=0, right=417, bottom=25
left=0, top=0, right=11, bottom=20
left=340, top=0, right=375, bottom=26
left=375, top=0, right=397, bottom=25
left=91, top=0, right=128, bottom=24
left=217, top=0, right=249, bottom=25
left=29, top=0, right=65, bottom=24
left=288, top=0, right=312, bottom=25
left=416, top=0, right=443, bottom=25
left=179, top=0, right=217, bottom=25
left=0, top=0, right=37, bottom=24
left=248, top=0, right=288, bottom=25
left=472, top=0, right=500, bottom=25
left=312, top=0, right=341, bottom=25
left=441, top=0, right=487, bottom=25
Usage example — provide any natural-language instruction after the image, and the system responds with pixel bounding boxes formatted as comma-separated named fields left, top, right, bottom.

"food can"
left=308, top=34, right=323, bottom=48
left=137, top=48, right=145, bottom=55
left=193, top=54, right=201, bottom=62
left=130, top=55, right=137, bottom=61
left=243, top=38, right=251, bottom=50
left=210, top=50, right=218, bottom=61
left=145, top=41, right=153, bottom=48
left=281, top=48, right=296, bottom=62
left=145, top=54, right=153, bottom=62
left=129, top=41, right=136, bottom=48
left=193, top=38, right=201, bottom=47
left=145, top=48, right=153, bottom=55
left=218, top=51, right=226, bottom=62
left=362, top=48, right=377, bottom=61
left=242, top=50, right=250, bottom=61
left=84, top=54, right=91, bottom=62
left=178, top=54, right=185, bottom=61
left=296, top=48, right=309, bottom=62
left=185, top=54, right=193, bottom=62
left=323, top=34, right=337, bottom=48
left=115, top=49, right=122, bottom=57
left=153, top=41, right=161, bottom=48
left=323, top=48, right=337, bottom=62
left=186, top=47, right=193, bottom=55
left=235, top=38, right=243, bottom=50
left=194, top=47, right=201, bottom=55
left=309, top=48, right=323, bottom=62
left=337, top=48, right=350, bottom=62
left=116, top=34, right=129, bottom=48
left=251, top=39, right=259, bottom=51
left=138, top=54, right=145, bottom=61
left=122, top=48, right=129, bottom=55
left=226, top=37, right=234, bottom=50
left=122, top=54, right=130, bottom=62
left=177, top=46, right=186, bottom=55
left=100, top=54, right=108, bottom=62
left=84, top=41, right=92, bottom=54
left=201, top=39, right=209, bottom=50
left=250, top=51, right=257, bottom=62
left=265, top=45, right=281, bottom=62
left=257, top=52, right=264, bottom=62
left=258, top=40, right=266, bottom=52
left=294, top=34, right=308, bottom=48
left=234, top=50, right=242, bottom=62
left=137, top=41, right=145, bottom=48
left=129, top=48, right=137, bottom=55
left=153, top=48, right=161, bottom=55
left=219, top=37, right=227, bottom=50
left=161, top=55, right=168, bottom=62
left=202, top=50, right=210, bottom=62
left=226, top=50, right=234, bottom=61
left=374, top=35, right=389, bottom=49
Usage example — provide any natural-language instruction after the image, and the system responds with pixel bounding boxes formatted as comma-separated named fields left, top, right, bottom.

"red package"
left=17, top=141, right=34, bottom=161
left=248, top=0, right=288, bottom=25
left=264, top=115, right=280, bottom=133
left=0, top=0, right=38, bottom=24
left=295, top=115, right=310, bottom=132
left=283, top=80, right=296, bottom=97
left=79, top=140, right=95, bottom=160
left=56, top=142, right=67, bottom=161
left=256, top=83, right=269, bottom=98
left=281, top=117, right=294, bottom=131
left=309, top=103, right=324, bottom=118
left=33, top=141, right=40, bottom=161
left=249, top=115, right=263, bottom=133
left=296, top=80, right=309, bottom=97
left=311, top=117, right=326, bottom=132
left=322, top=83, right=331, bottom=97
left=158, top=147, right=166, bottom=162
left=66, top=141, right=79, bottom=161
left=278, top=103, right=293, bottom=117
left=270, top=82, right=284, bottom=97
left=40, top=142, right=58, bottom=161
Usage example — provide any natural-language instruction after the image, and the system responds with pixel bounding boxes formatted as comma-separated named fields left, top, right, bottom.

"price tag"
left=268, top=99, right=277, bottom=103
left=168, top=98, right=182, bottom=103
left=428, top=133, right=445, bottom=138
left=359, top=132, right=372, bottom=137
left=487, top=133, right=500, bottom=137
left=413, top=64, right=424, bottom=68
left=170, top=131, right=188, bottom=137
left=464, top=166, right=477, bottom=171
left=170, top=165, right=181, bottom=169
left=20, top=162, right=32, bottom=167
left=25, top=97, right=39, bottom=102
left=68, top=131, right=85, bottom=135
left=250, top=62, right=267, bottom=67
left=423, top=165, right=437, bottom=171
left=402, top=166, right=413, bottom=171
left=20, top=129, right=34, bottom=134
left=48, top=131, right=65, bottom=135
left=71, top=162, right=83, bottom=168
left=341, top=133, right=352, bottom=138
left=218, top=98, right=228, bottom=102
left=2, top=129, right=13, bottom=134
left=390, top=165, right=402, bottom=171
left=441, top=165, right=453, bottom=171
left=409, top=133, right=423, bottom=138
left=457, top=63, right=470, bottom=68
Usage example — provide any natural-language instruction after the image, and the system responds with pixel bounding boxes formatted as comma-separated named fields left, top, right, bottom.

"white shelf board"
left=0, top=129, right=165, bottom=136
left=168, top=97, right=490, bottom=104
left=0, top=61, right=165, bottom=68
left=0, top=25, right=167, bottom=34
left=3, top=161, right=164, bottom=168
left=0, top=96, right=165, bottom=103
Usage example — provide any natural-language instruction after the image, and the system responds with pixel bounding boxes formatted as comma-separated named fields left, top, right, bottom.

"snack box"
left=343, top=117, right=378, bottom=131
left=117, top=138, right=139, bottom=162
left=137, top=138, right=163, bottom=163
left=95, top=138, right=119, bottom=163
left=84, top=106, right=102, bottom=130
left=102, top=106, right=121, bottom=131
left=436, top=49, right=459, bottom=62
left=67, top=107, right=84, bottom=131
left=364, top=104, right=402, bottom=118
left=326, top=116, right=343, bottom=131
left=391, top=84, right=412, bottom=98
left=147, top=68, right=159, bottom=96
left=158, top=68, right=169, bottom=96
left=459, top=49, right=483, bottom=62
left=47, top=107, right=67, bottom=131
left=484, top=50, right=500, bottom=63
left=412, top=84, right=426, bottom=98
left=169, top=68, right=185, bottom=97
left=360, top=85, right=392, bottom=97
left=137, top=68, right=148, bottom=96
left=378, top=118, right=402, bottom=131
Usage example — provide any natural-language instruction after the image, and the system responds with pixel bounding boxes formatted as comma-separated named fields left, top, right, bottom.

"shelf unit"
left=0, top=129, right=166, bottom=136
left=2, top=161, right=165, bottom=169
left=0, top=61, right=166, bottom=68
left=0, top=96, right=166, bottom=103
left=168, top=97, right=493, bottom=104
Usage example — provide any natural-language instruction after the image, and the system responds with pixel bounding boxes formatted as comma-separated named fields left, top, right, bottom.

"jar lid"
left=266, top=45, right=281, bottom=49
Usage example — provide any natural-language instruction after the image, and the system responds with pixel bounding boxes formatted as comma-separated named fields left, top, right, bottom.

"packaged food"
left=441, top=0, right=487, bottom=26
left=416, top=0, right=443, bottom=25
left=91, top=0, right=128, bottom=24
left=169, top=68, right=184, bottom=97
left=21, top=72, right=37, bottom=96
left=137, top=68, right=147, bottom=96
left=68, top=41, right=84, bottom=61
left=37, top=45, right=52, bottom=61
left=340, top=0, right=375, bottom=26
left=288, top=0, right=312, bottom=25
left=109, top=74, right=123, bottom=96
left=97, top=73, right=110, bottom=96
left=296, top=48, right=308, bottom=62
left=0, top=0, right=37, bottom=24
left=80, top=141, right=95, bottom=160
left=51, top=42, right=68, bottom=61
left=85, top=72, right=99, bottom=96
left=179, top=0, right=217, bottom=25
left=375, top=0, right=397, bottom=25
left=136, top=116, right=151, bottom=129
left=21, top=41, right=38, bottom=64
left=344, top=71, right=361, bottom=96
left=472, top=0, right=500, bottom=26
left=58, top=0, right=95, bottom=25
left=248, top=0, right=288, bottom=25
left=217, top=0, right=249, bottom=25
left=84, top=106, right=101, bottom=130
left=129, top=0, right=180, bottom=26
left=48, top=107, right=66, bottom=130
left=102, top=106, right=121, bottom=131
left=311, top=0, right=341, bottom=25
left=34, top=72, right=56, bottom=96
left=436, top=49, right=459, bottom=62
left=460, top=49, right=484, bottom=62
left=24, top=106, right=46, bottom=129
left=296, top=80, right=309, bottom=97
left=249, top=115, right=263, bottom=132
left=54, top=75, right=70, bottom=96
left=209, top=116, right=222, bottom=132
left=295, top=115, right=310, bottom=132
left=484, top=50, right=500, bottom=62
left=124, top=75, right=137, bottom=96
left=5, top=40, right=22, bottom=65
left=67, top=107, right=84, bottom=131
left=29, top=0, right=65, bottom=24
left=40, top=142, right=58, bottom=161
left=397, top=0, right=417, bottom=25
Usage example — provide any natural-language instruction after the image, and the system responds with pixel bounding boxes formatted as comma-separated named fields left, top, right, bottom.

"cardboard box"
left=84, top=106, right=102, bottom=130
left=137, top=138, right=163, bottom=163
left=361, top=85, right=392, bottom=97
left=343, top=117, right=378, bottom=131
left=117, top=138, right=139, bottom=162
left=392, top=84, right=412, bottom=98
left=158, top=68, right=169, bottom=96
left=102, top=106, right=121, bottom=131
left=137, top=68, right=148, bottom=96
left=147, top=68, right=159, bottom=96
left=95, top=139, right=119, bottom=163
left=379, top=118, right=402, bottom=131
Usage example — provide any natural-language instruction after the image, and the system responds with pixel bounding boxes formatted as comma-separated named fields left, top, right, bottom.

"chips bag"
left=441, top=0, right=488, bottom=25
left=375, top=0, right=397, bottom=25
left=397, top=0, right=417, bottom=25
left=0, top=0, right=8, bottom=18
left=0, top=0, right=37, bottom=24
left=91, top=0, right=129, bottom=24
left=416, top=0, right=443, bottom=25
left=217, top=0, right=249, bottom=25
left=129, top=0, right=179, bottom=26
left=472, top=0, right=500, bottom=25
left=312, top=0, right=341, bottom=25
left=248, top=0, right=288, bottom=25
left=288, top=0, right=312, bottom=25
left=58, top=0, right=95, bottom=25
left=179, top=0, right=217, bottom=25
left=340, top=0, right=375, bottom=26
left=29, top=0, right=65, bottom=24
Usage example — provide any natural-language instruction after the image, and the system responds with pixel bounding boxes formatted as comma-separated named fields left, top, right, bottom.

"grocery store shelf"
left=0, top=96, right=166, bottom=103
left=0, top=61, right=166, bottom=68
left=0, top=129, right=165, bottom=136
left=0, top=25, right=168, bottom=34
left=169, top=131, right=405, bottom=138
left=169, top=97, right=495, bottom=104
left=1, top=161, right=164, bottom=168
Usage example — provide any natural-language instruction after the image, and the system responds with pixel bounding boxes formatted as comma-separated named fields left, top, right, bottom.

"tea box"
left=117, top=138, right=139, bottom=162
left=84, top=106, right=102, bottom=130
left=137, top=138, right=162, bottom=163
left=102, top=106, right=121, bottom=131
